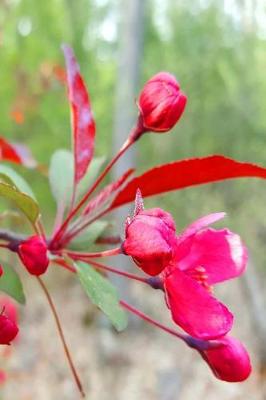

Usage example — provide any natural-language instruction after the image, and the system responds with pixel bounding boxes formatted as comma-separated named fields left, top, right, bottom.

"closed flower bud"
left=18, top=235, right=49, bottom=276
left=200, top=336, right=251, bottom=382
left=0, top=314, right=19, bottom=345
left=122, top=208, right=177, bottom=276
left=137, top=72, right=187, bottom=135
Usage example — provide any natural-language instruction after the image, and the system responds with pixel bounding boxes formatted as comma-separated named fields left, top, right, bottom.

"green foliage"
left=0, top=182, right=39, bottom=224
left=76, top=262, right=128, bottom=331
left=0, top=165, right=36, bottom=199
left=70, top=220, right=108, bottom=249
left=0, top=263, right=26, bottom=304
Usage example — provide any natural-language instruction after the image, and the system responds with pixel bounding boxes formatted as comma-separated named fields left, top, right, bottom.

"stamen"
left=188, top=266, right=213, bottom=293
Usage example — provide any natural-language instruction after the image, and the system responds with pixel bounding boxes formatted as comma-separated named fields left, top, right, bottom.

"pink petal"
left=180, top=212, right=226, bottom=241
left=164, top=268, right=233, bottom=340
left=178, top=228, right=248, bottom=284
left=201, top=336, right=252, bottom=382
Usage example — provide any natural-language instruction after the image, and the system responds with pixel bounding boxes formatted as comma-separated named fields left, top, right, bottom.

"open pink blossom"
left=199, top=336, right=252, bottom=382
left=163, top=212, right=247, bottom=340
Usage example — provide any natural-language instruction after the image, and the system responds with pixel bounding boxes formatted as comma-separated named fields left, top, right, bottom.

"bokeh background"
left=0, top=0, right=266, bottom=399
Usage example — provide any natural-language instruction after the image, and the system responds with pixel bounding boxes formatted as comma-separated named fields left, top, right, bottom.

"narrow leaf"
left=49, top=149, right=74, bottom=209
left=0, top=165, right=36, bottom=198
left=76, top=262, right=128, bottom=331
left=70, top=220, right=108, bottom=249
left=0, top=137, right=37, bottom=168
left=62, top=45, right=96, bottom=185
left=83, top=168, right=134, bottom=216
left=0, top=263, right=26, bottom=304
left=0, top=182, right=39, bottom=223
left=110, top=155, right=266, bottom=209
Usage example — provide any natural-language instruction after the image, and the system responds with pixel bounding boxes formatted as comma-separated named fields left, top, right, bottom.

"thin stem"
left=37, top=277, right=85, bottom=398
left=59, top=247, right=121, bottom=259
left=120, top=300, right=187, bottom=342
left=50, top=137, right=134, bottom=248
left=71, top=258, right=148, bottom=284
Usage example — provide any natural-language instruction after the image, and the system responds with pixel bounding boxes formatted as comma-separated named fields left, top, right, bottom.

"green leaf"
left=49, top=149, right=74, bottom=208
left=0, top=263, right=26, bottom=304
left=0, top=165, right=36, bottom=199
left=76, top=262, right=128, bottom=331
left=0, top=182, right=39, bottom=223
left=77, top=156, right=105, bottom=198
left=70, top=220, right=108, bottom=249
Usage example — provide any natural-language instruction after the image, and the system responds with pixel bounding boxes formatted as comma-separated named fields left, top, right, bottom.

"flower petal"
left=178, top=228, right=247, bottom=284
left=180, top=212, right=226, bottom=241
left=164, top=268, right=233, bottom=340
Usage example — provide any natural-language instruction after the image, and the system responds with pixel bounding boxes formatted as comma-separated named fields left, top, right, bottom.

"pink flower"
left=199, top=336, right=252, bottom=382
left=137, top=72, right=187, bottom=134
left=18, top=235, right=49, bottom=276
left=163, top=213, right=247, bottom=339
left=0, top=314, right=19, bottom=345
left=0, top=370, right=7, bottom=385
left=123, top=206, right=177, bottom=276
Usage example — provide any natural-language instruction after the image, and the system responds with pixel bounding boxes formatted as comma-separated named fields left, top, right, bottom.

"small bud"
left=18, top=235, right=49, bottom=276
left=0, top=314, right=19, bottom=345
left=0, top=265, right=3, bottom=277
left=136, top=72, right=187, bottom=137
left=122, top=207, right=177, bottom=276
left=198, top=336, right=251, bottom=382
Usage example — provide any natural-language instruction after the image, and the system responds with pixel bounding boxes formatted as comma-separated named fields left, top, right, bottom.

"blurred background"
left=0, top=0, right=266, bottom=399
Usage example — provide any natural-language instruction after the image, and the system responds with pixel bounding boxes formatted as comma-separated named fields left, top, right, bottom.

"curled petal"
left=178, top=228, right=247, bottom=284
left=164, top=268, right=233, bottom=340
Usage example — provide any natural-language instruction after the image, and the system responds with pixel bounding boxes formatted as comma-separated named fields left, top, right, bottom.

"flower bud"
left=137, top=72, right=187, bottom=135
left=0, top=314, right=19, bottom=345
left=122, top=208, right=177, bottom=276
left=0, top=265, right=3, bottom=277
left=18, top=235, right=49, bottom=276
left=200, top=336, right=251, bottom=382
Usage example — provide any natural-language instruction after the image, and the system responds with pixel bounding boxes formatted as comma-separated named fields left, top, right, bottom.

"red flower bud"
left=123, top=208, right=177, bottom=276
left=0, top=314, right=19, bottom=345
left=0, top=265, right=3, bottom=277
left=18, top=235, right=49, bottom=276
left=200, top=336, right=252, bottom=382
left=137, top=72, right=187, bottom=134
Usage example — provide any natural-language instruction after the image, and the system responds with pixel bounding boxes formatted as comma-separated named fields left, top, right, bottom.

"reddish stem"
left=37, top=277, right=85, bottom=398
left=58, top=247, right=121, bottom=259
left=50, top=137, right=134, bottom=248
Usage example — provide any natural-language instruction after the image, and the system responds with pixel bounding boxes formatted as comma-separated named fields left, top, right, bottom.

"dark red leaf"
left=83, top=168, right=135, bottom=216
left=62, top=45, right=96, bottom=185
left=0, top=137, right=36, bottom=168
left=110, top=155, right=266, bottom=209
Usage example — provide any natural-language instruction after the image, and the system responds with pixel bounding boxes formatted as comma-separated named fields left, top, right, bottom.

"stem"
left=37, top=277, right=85, bottom=398
left=66, top=257, right=148, bottom=284
left=50, top=137, right=134, bottom=248
left=59, top=247, right=122, bottom=259
left=120, top=300, right=187, bottom=342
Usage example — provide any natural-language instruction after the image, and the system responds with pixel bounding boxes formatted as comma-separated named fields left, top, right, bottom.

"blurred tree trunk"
left=111, top=0, right=145, bottom=302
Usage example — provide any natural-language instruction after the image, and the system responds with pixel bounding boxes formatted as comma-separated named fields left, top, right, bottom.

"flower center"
left=188, top=266, right=213, bottom=293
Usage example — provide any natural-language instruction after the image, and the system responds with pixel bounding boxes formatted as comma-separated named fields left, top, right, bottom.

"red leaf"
left=110, top=155, right=266, bottom=209
left=83, top=168, right=135, bottom=216
left=0, top=137, right=36, bottom=168
left=62, top=45, right=96, bottom=185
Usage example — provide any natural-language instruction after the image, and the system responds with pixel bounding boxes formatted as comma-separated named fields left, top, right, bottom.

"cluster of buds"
left=122, top=191, right=251, bottom=382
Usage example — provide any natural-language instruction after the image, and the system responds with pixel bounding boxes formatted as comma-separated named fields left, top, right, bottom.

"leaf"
left=77, top=156, right=105, bottom=198
left=83, top=168, right=135, bottom=216
left=110, top=155, right=266, bottom=209
left=0, top=165, right=36, bottom=198
left=62, top=45, right=96, bottom=186
left=0, top=136, right=37, bottom=168
left=76, top=262, right=128, bottom=331
left=70, top=220, right=108, bottom=249
left=0, top=182, right=39, bottom=223
left=0, top=263, right=26, bottom=304
left=49, top=149, right=74, bottom=209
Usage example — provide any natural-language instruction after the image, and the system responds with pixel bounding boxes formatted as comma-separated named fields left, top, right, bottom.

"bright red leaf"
left=62, top=45, right=96, bottom=185
left=0, top=137, right=36, bottom=168
left=110, top=155, right=266, bottom=209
